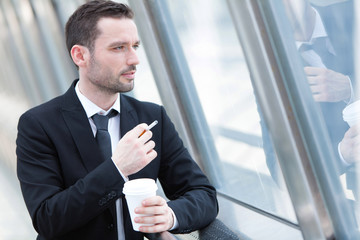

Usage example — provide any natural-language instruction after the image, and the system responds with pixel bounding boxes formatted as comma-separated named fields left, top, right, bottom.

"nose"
left=127, top=48, right=140, bottom=66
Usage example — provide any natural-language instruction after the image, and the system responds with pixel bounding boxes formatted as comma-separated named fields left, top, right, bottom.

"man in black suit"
left=16, top=1, right=218, bottom=239
left=311, top=0, right=358, bottom=199
left=264, top=0, right=354, bottom=188
left=297, top=1, right=354, bottom=165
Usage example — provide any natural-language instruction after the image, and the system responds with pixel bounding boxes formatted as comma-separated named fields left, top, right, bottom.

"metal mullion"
left=127, top=0, right=194, bottom=156
left=30, top=0, right=77, bottom=94
left=11, top=0, right=57, bottom=101
left=0, top=0, right=41, bottom=105
left=128, top=0, right=222, bottom=187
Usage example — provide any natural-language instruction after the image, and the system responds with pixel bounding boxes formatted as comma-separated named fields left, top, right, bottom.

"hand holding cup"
left=123, top=178, right=158, bottom=231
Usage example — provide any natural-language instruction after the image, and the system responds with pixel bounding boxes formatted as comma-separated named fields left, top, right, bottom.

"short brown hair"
left=65, top=0, right=134, bottom=54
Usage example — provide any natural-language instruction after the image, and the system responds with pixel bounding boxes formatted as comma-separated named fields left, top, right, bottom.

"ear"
left=70, top=45, right=90, bottom=68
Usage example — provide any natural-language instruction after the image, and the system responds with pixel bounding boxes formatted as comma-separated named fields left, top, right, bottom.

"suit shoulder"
left=121, top=94, right=162, bottom=111
left=21, top=95, right=63, bottom=119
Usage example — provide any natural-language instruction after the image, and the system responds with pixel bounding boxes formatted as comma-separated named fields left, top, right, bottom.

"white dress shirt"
left=75, top=82, right=126, bottom=239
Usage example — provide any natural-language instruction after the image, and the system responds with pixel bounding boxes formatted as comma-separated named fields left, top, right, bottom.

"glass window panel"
left=165, top=0, right=297, bottom=223
left=281, top=0, right=360, bottom=234
left=31, top=0, right=78, bottom=93
left=131, top=45, right=162, bottom=104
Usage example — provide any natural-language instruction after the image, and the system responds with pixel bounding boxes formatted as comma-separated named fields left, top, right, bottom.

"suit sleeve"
left=16, top=111, right=124, bottom=238
left=157, top=107, right=218, bottom=234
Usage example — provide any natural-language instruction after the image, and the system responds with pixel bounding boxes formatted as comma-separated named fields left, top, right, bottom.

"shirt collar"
left=75, top=81, right=120, bottom=118
left=296, top=8, right=328, bottom=48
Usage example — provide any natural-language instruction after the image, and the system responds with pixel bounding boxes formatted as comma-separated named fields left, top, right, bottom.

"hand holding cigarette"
left=112, top=121, right=158, bottom=177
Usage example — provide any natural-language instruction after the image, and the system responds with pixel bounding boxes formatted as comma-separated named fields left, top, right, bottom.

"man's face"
left=86, top=17, right=140, bottom=94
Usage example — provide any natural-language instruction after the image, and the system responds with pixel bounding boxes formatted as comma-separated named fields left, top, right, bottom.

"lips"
left=122, top=71, right=136, bottom=79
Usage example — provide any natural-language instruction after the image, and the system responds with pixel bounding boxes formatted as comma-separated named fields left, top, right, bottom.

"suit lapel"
left=120, top=94, right=139, bottom=138
left=61, top=81, right=104, bottom=173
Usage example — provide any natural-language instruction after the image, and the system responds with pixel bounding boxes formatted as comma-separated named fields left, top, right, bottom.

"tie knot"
left=92, top=110, right=117, bottom=131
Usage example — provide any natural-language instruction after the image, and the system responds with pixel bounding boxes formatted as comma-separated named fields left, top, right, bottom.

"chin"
left=118, top=83, right=134, bottom=93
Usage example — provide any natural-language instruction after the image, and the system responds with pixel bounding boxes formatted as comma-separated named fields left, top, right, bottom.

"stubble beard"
left=87, top=56, right=135, bottom=94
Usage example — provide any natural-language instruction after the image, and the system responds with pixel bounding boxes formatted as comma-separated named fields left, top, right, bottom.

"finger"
left=135, top=197, right=166, bottom=215
left=137, top=123, right=148, bottom=134
left=142, top=148, right=157, bottom=167
left=142, top=196, right=166, bottom=207
left=139, top=223, right=168, bottom=233
left=129, top=123, right=149, bottom=138
left=136, top=211, right=172, bottom=233
left=307, top=75, right=326, bottom=86
left=309, top=85, right=321, bottom=94
left=146, top=149, right=157, bottom=163
left=304, top=66, right=326, bottom=76
left=143, top=140, right=155, bottom=153
left=138, top=127, right=149, bottom=138
left=307, top=76, right=319, bottom=85
left=136, top=205, right=168, bottom=216
left=139, top=130, right=153, bottom=144
left=135, top=214, right=167, bottom=225
left=311, top=90, right=331, bottom=102
left=312, top=93, right=330, bottom=102
left=345, top=126, right=360, bottom=138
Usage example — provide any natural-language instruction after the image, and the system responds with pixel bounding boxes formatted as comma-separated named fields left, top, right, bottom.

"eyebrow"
left=108, top=40, right=141, bottom=48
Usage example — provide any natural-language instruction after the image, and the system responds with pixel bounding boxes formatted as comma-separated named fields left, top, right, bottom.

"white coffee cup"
left=123, top=178, right=158, bottom=231
left=343, top=100, right=360, bottom=127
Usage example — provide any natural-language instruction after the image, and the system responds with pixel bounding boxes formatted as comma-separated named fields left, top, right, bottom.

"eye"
left=133, top=44, right=140, bottom=50
left=114, top=46, right=125, bottom=51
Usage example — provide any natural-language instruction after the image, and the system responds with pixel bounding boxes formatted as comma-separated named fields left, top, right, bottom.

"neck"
left=78, top=79, right=118, bottom=111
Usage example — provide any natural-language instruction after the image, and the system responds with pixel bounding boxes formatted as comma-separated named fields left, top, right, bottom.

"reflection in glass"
left=165, top=0, right=297, bottom=223
left=283, top=0, right=359, bottom=229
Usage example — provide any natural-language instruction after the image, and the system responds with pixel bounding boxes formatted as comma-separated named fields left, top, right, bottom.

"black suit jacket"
left=16, top=80, right=218, bottom=240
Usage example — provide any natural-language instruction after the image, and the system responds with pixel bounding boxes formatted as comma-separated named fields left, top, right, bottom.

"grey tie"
left=298, top=37, right=334, bottom=68
left=92, top=110, right=118, bottom=161
left=311, top=37, right=334, bottom=68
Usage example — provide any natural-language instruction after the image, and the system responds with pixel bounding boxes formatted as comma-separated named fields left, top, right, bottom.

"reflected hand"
left=134, top=196, right=174, bottom=233
left=304, top=66, right=351, bottom=102
left=340, top=124, right=360, bottom=164
left=112, top=123, right=157, bottom=177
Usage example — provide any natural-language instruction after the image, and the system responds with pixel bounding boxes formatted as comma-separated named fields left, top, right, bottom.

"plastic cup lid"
left=123, top=178, right=158, bottom=195
left=343, top=101, right=360, bottom=117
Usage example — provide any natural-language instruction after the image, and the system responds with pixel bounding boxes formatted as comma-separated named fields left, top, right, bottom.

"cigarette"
left=139, top=120, right=158, bottom=137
